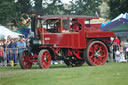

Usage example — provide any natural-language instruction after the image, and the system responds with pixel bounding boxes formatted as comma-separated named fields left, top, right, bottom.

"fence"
left=0, top=47, right=64, bottom=67
left=0, top=48, right=20, bottom=67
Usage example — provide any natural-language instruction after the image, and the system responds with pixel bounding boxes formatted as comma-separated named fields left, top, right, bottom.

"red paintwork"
left=19, top=15, right=116, bottom=69
left=40, top=32, right=86, bottom=49
left=21, top=51, right=32, bottom=69
left=38, top=16, right=115, bottom=49
left=40, top=50, right=51, bottom=69
left=72, top=50, right=83, bottom=59
left=88, top=41, right=108, bottom=65
left=67, top=49, right=73, bottom=56
left=19, top=15, right=115, bottom=69
left=66, top=49, right=83, bottom=59
left=85, top=23, right=101, bottom=29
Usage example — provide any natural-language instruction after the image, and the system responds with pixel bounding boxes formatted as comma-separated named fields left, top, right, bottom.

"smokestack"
left=30, top=12, right=36, bottom=37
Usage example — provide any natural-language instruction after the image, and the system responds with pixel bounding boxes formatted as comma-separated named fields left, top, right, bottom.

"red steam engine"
left=19, top=15, right=115, bottom=69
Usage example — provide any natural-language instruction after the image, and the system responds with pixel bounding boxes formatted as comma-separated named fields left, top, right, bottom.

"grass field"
left=0, top=63, right=128, bottom=85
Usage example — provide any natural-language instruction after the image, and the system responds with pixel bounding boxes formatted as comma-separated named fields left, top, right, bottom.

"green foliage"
left=2, top=0, right=127, bottom=27
left=33, top=0, right=102, bottom=16
left=108, top=0, right=128, bottom=19
left=33, top=0, right=64, bottom=15
left=16, top=0, right=32, bottom=14
left=0, top=0, right=32, bottom=29
left=69, top=0, right=102, bottom=16
left=34, top=0, right=43, bottom=15
left=44, top=0, right=64, bottom=15
left=0, top=1, right=16, bottom=25
left=0, top=0, right=102, bottom=27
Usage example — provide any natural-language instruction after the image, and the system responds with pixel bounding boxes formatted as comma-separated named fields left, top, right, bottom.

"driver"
left=71, top=19, right=80, bottom=32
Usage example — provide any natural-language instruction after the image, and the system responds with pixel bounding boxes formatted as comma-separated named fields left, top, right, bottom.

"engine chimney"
left=30, top=13, right=36, bottom=37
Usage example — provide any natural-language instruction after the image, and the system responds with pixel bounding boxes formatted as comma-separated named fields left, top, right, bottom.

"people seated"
left=55, top=21, right=65, bottom=33
left=71, top=19, right=81, bottom=32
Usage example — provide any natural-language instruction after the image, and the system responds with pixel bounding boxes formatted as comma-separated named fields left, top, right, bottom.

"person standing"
left=113, top=36, right=120, bottom=45
left=17, top=37, right=26, bottom=62
left=3, top=39, right=8, bottom=66
left=0, top=46, right=4, bottom=67
left=113, top=36, right=120, bottom=61
left=4, top=37, right=11, bottom=66
left=8, top=39, right=17, bottom=66
left=119, top=42, right=127, bottom=62
left=115, top=49, right=120, bottom=62
left=108, top=37, right=115, bottom=62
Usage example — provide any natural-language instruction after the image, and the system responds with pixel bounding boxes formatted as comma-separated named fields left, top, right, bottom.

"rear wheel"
left=19, top=51, right=32, bottom=69
left=64, top=56, right=84, bottom=67
left=84, top=41, right=108, bottom=66
left=64, top=49, right=84, bottom=67
left=38, top=49, right=51, bottom=69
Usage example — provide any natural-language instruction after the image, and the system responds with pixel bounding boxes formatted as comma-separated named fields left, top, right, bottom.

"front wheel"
left=38, top=49, right=51, bottom=69
left=84, top=41, right=108, bottom=66
left=19, top=51, right=32, bottom=69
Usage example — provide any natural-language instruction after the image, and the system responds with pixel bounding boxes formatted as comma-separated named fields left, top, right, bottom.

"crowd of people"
left=109, top=36, right=128, bottom=62
left=0, top=35, right=26, bottom=67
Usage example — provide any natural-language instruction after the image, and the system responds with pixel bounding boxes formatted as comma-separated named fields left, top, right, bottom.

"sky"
left=62, top=0, right=72, bottom=4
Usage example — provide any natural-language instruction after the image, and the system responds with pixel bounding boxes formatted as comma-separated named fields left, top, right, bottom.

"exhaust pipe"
left=31, top=13, right=36, bottom=37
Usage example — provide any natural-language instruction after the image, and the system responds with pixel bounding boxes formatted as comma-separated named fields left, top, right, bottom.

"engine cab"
left=19, top=15, right=115, bottom=69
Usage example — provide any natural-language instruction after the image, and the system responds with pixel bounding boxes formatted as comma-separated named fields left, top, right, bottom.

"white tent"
left=101, top=13, right=128, bottom=27
left=0, top=25, right=22, bottom=40
left=111, top=13, right=124, bottom=22
left=112, top=13, right=128, bottom=22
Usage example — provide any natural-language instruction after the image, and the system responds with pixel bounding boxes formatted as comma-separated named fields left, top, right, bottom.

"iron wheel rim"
left=88, top=41, right=108, bottom=65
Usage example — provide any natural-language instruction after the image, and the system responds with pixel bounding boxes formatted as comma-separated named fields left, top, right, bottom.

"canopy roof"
left=37, top=15, right=98, bottom=20
left=101, top=13, right=128, bottom=27
left=0, top=25, right=22, bottom=40
left=101, top=18, right=128, bottom=32
left=109, top=23, right=128, bottom=32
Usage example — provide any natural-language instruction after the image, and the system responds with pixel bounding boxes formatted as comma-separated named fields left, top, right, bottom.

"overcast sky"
left=62, top=0, right=72, bottom=4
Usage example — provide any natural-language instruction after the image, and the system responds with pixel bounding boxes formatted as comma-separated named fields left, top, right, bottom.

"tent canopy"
left=101, top=13, right=128, bottom=28
left=0, top=25, right=22, bottom=40
left=109, top=23, right=128, bottom=32
left=100, top=18, right=128, bottom=32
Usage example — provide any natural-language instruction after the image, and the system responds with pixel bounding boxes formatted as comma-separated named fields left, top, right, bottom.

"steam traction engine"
left=19, top=15, right=115, bottom=69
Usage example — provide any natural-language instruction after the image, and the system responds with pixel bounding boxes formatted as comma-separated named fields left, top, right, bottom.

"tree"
left=34, top=0, right=43, bottom=15
left=0, top=0, right=17, bottom=25
left=16, top=0, right=32, bottom=14
left=0, top=0, right=32, bottom=28
left=69, top=0, right=102, bottom=16
left=33, top=0, right=64, bottom=15
left=108, top=0, right=128, bottom=19
left=0, top=0, right=104, bottom=27
left=45, top=0, right=64, bottom=15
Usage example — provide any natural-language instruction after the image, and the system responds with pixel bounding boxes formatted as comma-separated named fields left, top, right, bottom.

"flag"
left=95, top=11, right=99, bottom=17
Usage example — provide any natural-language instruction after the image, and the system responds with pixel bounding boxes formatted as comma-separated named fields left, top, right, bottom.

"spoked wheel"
left=63, top=49, right=85, bottom=67
left=84, top=41, right=108, bottom=66
left=64, top=56, right=84, bottom=67
left=19, top=51, right=32, bottom=69
left=38, top=49, right=51, bottom=69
